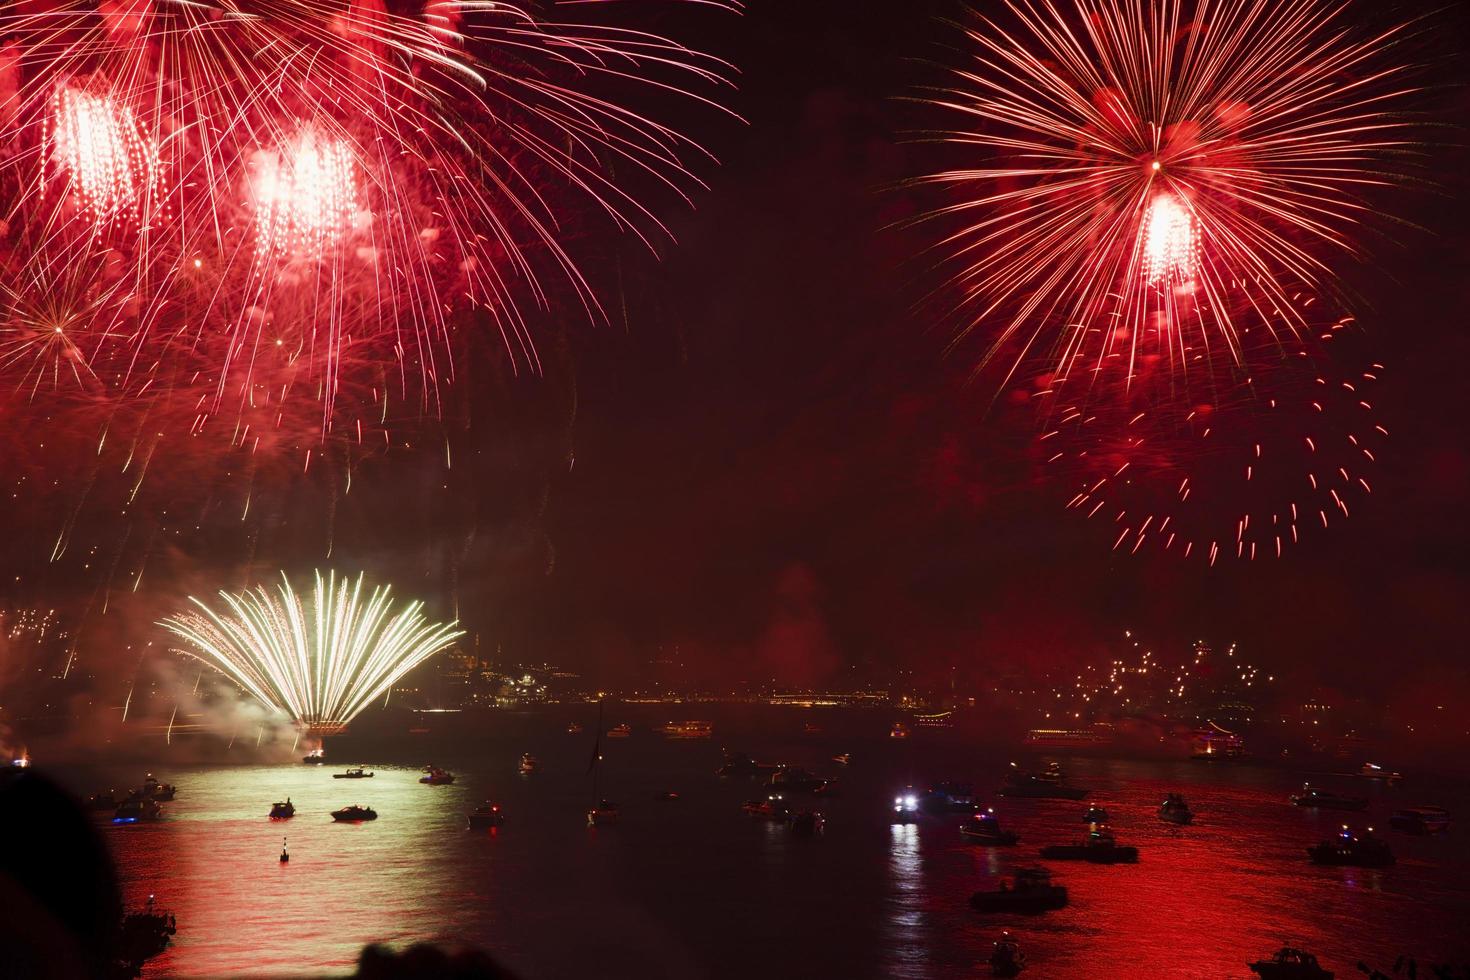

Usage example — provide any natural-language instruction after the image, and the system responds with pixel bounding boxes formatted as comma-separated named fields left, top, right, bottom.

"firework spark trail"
left=159, top=570, right=464, bottom=730
left=912, top=0, right=1418, bottom=393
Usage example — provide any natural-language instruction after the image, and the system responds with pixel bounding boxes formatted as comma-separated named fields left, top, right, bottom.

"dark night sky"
left=5, top=0, right=1470, bottom=705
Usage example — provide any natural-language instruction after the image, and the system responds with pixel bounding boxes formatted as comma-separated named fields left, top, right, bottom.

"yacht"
left=1308, top=826, right=1394, bottom=867
left=269, top=799, right=295, bottom=819
left=960, top=808, right=1019, bottom=846
left=518, top=754, right=539, bottom=775
left=606, top=724, right=632, bottom=739
left=419, top=767, right=455, bottom=785
left=586, top=800, right=620, bottom=826
left=467, top=803, right=505, bottom=829
left=1248, top=947, right=1334, bottom=979
left=1040, top=825, right=1139, bottom=863
left=1290, top=784, right=1367, bottom=811
left=659, top=720, right=713, bottom=740
left=331, top=804, right=378, bottom=822
left=1389, top=806, right=1450, bottom=835
left=332, top=767, right=373, bottom=779
left=969, top=868, right=1067, bottom=914
left=1158, top=793, right=1194, bottom=825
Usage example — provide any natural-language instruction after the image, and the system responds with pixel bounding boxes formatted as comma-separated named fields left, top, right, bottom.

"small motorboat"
left=832, top=753, right=852, bottom=766
left=1040, top=825, right=1138, bottom=863
left=1358, top=763, right=1403, bottom=783
left=586, top=800, right=620, bottom=826
left=1248, top=946, right=1334, bottom=979
left=999, top=764, right=1088, bottom=800
left=767, top=766, right=834, bottom=794
left=1290, top=784, right=1367, bottom=811
left=136, top=775, right=176, bottom=801
left=269, top=799, right=295, bottom=819
left=1159, top=793, right=1194, bottom=825
left=742, top=794, right=791, bottom=821
left=924, top=780, right=976, bottom=811
left=467, top=802, right=505, bottom=829
left=990, top=931, right=1027, bottom=977
left=969, top=868, right=1067, bottom=914
left=518, top=754, right=539, bottom=776
left=419, top=767, right=455, bottom=785
left=790, top=810, right=825, bottom=837
left=566, top=722, right=584, bottom=735
left=1389, top=806, right=1450, bottom=835
left=1082, top=805, right=1109, bottom=824
left=889, top=722, right=910, bottom=739
left=88, top=791, right=120, bottom=812
left=891, top=789, right=921, bottom=823
left=112, top=798, right=163, bottom=824
left=331, top=805, right=378, bottom=822
left=656, top=791, right=681, bottom=802
left=961, top=808, right=1019, bottom=846
left=606, top=724, right=632, bottom=739
left=1307, top=826, right=1394, bottom=867
left=302, top=749, right=327, bottom=765
left=332, top=767, right=373, bottom=779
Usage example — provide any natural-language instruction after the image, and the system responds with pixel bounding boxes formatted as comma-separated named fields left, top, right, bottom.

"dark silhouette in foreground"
left=357, top=943, right=518, bottom=979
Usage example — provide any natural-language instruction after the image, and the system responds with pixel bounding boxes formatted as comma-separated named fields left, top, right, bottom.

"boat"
left=790, top=810, right=825, bottom=836
left=913, top=711, right=953, bottom=729
left=1290, top=784, right=1367, bottom=811
left=606, top=724, right=632, bottom=739
left=1358, top=763, right=1403, bottom=783
left=467, top=802, right=505, bottom=829
left=969, top=868, right=1068, bottom=915
left=1307, top=826, right=1394, bottom=867
left=1159, top=793, right=1194, bottom=825
left=332, top=767, right=373, bottom=779
left=659, top=720, right=713, bottom=740
left=87, top=791, right=120, bottom=812
left=331, top=805, right=378, bottom=822
left=891, top=789, right=921, bottom=823
left=302, top=749, right=327, bottom=765
left=1082, top=805, right=1109, bottom=824
left=586, top=800, right=620, bottom=826
left=656, top=791, right=681, bottom=802
left=135, top=775, right=176, bottom=801
left=961, top=808, right=1019, bottom=846
left=518, top=754, right=539, bottom=775
left=269, top=799, right=295, bottom=819
left=419, top=767, right=455, bottom=785
left=112, top=798, right=163, bottom=824
left=1389, top=806, right=1450, bottom=835
left=804, top=723, right=823, bottom=735
left=999, top=764, right=1088, bottom=800
left=832, top=753, right=851, bottom=766
left=924, top=781, right=976, bottom=811
left=990, top=932, right=1027, bottom=977
left=767, top=766, right=834, bottom=794
left=743, top=794, right=792, bottom=821
left=889, top=722, right=910, bottom=739
left=1248, top=947, right=1334, bottom=979
left=1039, top=825, right=1138, bottom=863
left=566, top=723, right=583, bottom=735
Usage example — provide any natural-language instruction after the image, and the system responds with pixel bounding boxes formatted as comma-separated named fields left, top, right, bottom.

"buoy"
left=280, top=837, right=289, bottom=863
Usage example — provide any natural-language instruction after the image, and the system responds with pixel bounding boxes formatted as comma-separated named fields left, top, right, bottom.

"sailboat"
left=586, top=702, right=620, bottom=826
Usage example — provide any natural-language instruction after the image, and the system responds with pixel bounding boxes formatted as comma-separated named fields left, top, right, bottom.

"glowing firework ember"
left=46, top=86, right=162, bottom=228
left=252, top=129, right=361, bottom=257
left=916, top=0, right=1417, bottom=387
left=160, top=571, right=463, bottom=733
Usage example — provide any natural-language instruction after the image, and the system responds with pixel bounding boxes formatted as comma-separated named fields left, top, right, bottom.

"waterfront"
left=64, top=713, right=1470, bottom=978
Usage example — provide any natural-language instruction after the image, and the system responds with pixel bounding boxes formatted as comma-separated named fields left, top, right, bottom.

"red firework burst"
left=914, top=0, right=1419, bottom=390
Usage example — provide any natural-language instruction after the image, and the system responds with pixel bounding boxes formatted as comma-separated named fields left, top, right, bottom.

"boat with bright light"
left=302, top=749, right=327, bottom=765
left=518, top=754, right=539, bottom=775
left=969, top=868, right=1067, bottom=915
left=891, top=789, right=921, bottom=823
left=1307, top=826, right=1394, bottom=867
left=1290, top=784, right=1367, bottom=811
left=134, top=775, right=176, bottom=801
left=587, top=800, right=620, bottom=826
left=961, top=808, right=1019, bottom=846
left=743, top=794, right=792, bottom=821
left=112, top=798, right=163, bottom=824
left=1248, top=947, right=1334, bottom=979
left=1358, top=763, right=1402, bottom=782
left=331, top=805, right=378, bottom=822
